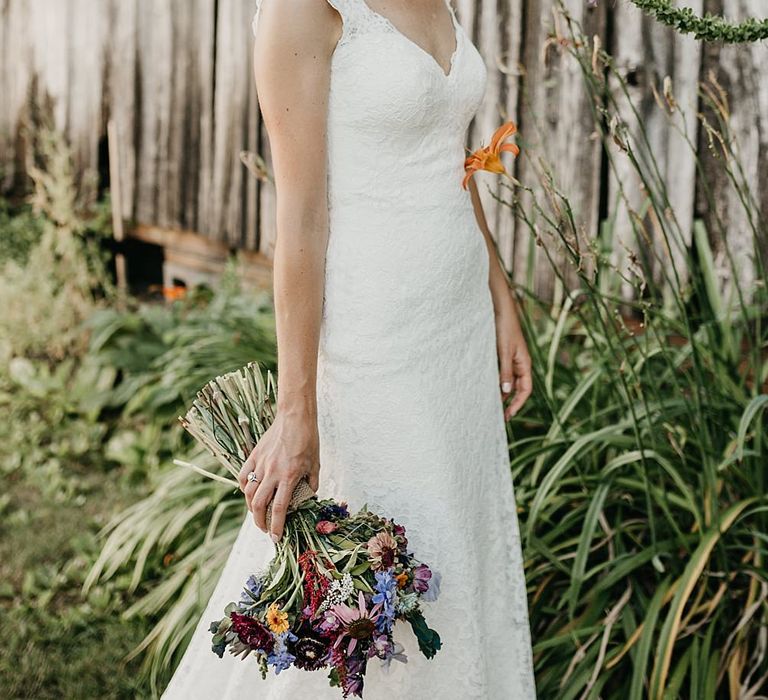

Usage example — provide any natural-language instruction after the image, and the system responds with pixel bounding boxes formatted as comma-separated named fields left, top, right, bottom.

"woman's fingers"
left=504, top=356, right=532, bottom=419
left=307, top=466, right=320, bottom=493
left=268, top=478, right=300, bottom=543
left=243, top=470, right=264, bottom=511
left=499, top=345, right=514, bottom=397
left=250, top=479, right=277, bottom=533
left=238, top=453, right=257, bottom=492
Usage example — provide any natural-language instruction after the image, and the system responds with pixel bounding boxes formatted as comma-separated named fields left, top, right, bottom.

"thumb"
left=307, top=466, right=320, bottom=493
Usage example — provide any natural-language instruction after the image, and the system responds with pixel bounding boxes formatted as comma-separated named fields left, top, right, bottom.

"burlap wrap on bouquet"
left=265, top=477, right=317, bottom=532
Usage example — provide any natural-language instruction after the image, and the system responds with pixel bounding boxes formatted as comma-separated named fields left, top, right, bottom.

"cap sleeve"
left=251, top=0, right=263, bottom=39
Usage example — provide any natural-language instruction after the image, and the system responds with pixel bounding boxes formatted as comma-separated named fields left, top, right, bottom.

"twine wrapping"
left=265, top=477, right=317, bottom=532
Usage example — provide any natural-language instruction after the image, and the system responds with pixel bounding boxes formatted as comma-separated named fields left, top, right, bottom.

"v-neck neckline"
left=361, top=0, right=461, bottom=79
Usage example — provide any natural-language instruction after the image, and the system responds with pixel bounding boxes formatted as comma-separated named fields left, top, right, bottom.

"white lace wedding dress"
left=162, top=1, right=536, bottom=697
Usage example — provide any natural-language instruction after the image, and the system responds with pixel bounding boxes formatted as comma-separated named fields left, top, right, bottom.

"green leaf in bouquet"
left=328, top=552, right=344, bottom=565
left=328, top=534, right=358, bottom=550
left=262, top=556, right=289, bottom=596
left=352, top=577, right=373, bottom=593
left=209, top=616, right=231, bottom=635
left=223, top=602, right=239, bottom=615
left=326, top=568, right=345, bottom=581
left=340, top=543, right=367, bottom=573
left=283, top=573, right=306, bottom=612
left=258, top=654, right=269, bottom=680
left=349, top=561, right=371, bottom=576
left=408, top=610, right=442, bottom=659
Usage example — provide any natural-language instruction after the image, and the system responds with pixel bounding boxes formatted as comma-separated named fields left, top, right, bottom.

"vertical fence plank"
left=607, top=0, right=703, bottom=302
left=697, top=0, right=767, bottom=304
left=513, top=0, right=607, bottom=301
left=132, top=0, right=173, bottom=226
left=66, top=0, right=109, bottom=182
left=494, top=0, right=525, bottom=270
left=203, top=0, right=257, bottom=248
left=457, top=0, right=525, bottom=274
left=109, top=0, right=138, bottom=221
left=0, top=1, right=32, bottom=190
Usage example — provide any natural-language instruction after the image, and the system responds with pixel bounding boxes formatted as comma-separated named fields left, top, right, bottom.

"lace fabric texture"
left=163, top=1, right=537, bottom=698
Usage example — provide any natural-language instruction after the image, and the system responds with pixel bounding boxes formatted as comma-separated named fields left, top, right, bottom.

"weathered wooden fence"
left=1, top=0, right=765, bottom=299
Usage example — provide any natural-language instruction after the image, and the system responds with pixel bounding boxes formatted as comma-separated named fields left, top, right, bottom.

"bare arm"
left=468, top=177, right=532, bottom=419
left=237, top=0, right=342, bottom=541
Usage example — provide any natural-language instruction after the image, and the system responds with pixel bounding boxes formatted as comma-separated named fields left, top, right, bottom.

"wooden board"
left=0, top=0, right=764, bottom=301
left=607, top=0, right=703, bottom=302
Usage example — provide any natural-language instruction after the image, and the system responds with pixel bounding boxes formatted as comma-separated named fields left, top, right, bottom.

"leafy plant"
left=0, top=128, right=112, bottom=362
left=496, top=8, right=768, bottom=698
left=80, top=272, right=278, bottom=693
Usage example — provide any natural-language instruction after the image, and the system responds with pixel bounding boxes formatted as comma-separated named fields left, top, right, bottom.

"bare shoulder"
left=254, top=0, right=342, bottom=57
left=252, top=0, right=340, bottom=147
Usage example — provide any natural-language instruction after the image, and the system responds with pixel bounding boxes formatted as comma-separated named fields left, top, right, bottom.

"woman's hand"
left=237, top=407, right=320, bottom=542
left=493, top=290, right=533, bottom=420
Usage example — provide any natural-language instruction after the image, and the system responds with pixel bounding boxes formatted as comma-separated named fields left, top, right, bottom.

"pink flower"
left=366, top=531, right=398, bottom=571
left=331, top=591, right=383, bottom=655
left=316, top=520, right=338, bottom=535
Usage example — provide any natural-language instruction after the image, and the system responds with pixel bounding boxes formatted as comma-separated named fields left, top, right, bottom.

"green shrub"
left=500, top=9, right=767, bottom=698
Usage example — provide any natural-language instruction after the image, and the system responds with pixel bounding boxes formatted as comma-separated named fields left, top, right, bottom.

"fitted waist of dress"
left=326, top=123, right=470, bottom=211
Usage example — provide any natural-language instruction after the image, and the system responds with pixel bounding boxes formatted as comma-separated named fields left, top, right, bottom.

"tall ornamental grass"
left=504, top=7, right=767, bottom=699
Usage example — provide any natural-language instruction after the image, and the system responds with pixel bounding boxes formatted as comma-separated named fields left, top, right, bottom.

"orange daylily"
left=162, top=284, right=187, bottom=302
left=462, top=120, right=520, bottom=190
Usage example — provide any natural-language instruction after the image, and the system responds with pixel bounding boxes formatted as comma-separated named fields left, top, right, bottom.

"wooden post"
left=107, top=118, right=127, bottom=291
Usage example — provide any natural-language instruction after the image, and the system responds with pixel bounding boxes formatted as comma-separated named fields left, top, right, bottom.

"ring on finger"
left=247, top=472, right=261, bottom=484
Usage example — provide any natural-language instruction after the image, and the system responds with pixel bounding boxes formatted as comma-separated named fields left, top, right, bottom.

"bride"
left=162, top=0, right=537, bottom=697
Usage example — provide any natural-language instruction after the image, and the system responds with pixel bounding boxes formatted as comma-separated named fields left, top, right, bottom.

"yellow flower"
left=266, top=602, right=289, bottom=634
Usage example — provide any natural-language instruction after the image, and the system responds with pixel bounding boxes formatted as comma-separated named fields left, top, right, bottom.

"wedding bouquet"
left=176, top=362, right=441, bottom=698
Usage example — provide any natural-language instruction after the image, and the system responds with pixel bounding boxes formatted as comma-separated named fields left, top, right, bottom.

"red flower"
left=299, top=550, right=331, bottom=618
left=316, top=520, right=338, bottom=535
left=229, top=612, right=274, bottom=653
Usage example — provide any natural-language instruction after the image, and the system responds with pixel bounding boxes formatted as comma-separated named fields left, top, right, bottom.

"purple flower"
left=368, top=631, right=392, bottom=659
left=317, top=609, right=341, bottom=634
left=288, top=625, right=330, bottom=671
left=379, top=640, right=408, bottom=671
left=331, top=591, right=383, bottom=655
left=412, top=564, right=432, bottom=593
left=343, top=653, right=367, bottom=697
left=422, top=569, right=441, bottom=602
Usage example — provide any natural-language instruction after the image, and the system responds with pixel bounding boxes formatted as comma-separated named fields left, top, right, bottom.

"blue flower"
left=239, top=575, right=263, bottom=606
left=267, top=631, right=298, bottom=675
left=372, top=569, right=397, bottom=633
left=319, top=501, right=350, bottom=520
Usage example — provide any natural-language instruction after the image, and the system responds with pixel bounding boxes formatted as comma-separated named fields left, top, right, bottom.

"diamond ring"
left=247, top=472, right=261, bottom=484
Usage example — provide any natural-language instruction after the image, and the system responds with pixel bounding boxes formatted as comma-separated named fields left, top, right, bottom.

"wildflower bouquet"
left=176, top=362, right=441, bottom=698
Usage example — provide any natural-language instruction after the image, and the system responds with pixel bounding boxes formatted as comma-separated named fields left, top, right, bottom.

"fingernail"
left=502, top=381, right=512, bottom=392
left=270, top=533, right=280, bottom=543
